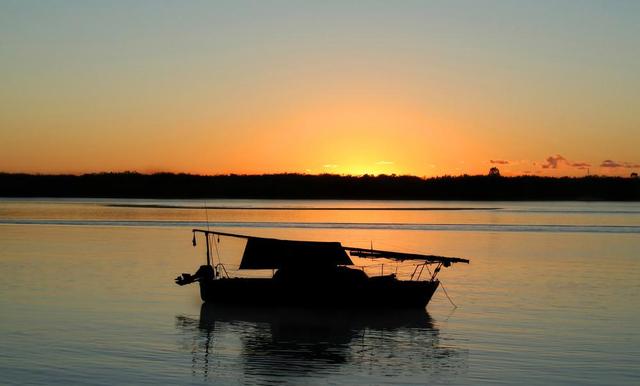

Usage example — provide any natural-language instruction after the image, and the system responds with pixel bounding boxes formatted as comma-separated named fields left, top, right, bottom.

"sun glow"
left=1, top=2, right=638, bottom=176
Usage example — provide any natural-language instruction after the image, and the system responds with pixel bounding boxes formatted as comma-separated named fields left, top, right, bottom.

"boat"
left=175, top=229, right=469, bottom=308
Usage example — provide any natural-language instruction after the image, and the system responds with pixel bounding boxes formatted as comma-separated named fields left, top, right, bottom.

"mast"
left=205, top=232, right=211, bottom=266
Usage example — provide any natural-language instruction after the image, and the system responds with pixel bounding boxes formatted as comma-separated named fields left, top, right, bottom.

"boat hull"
left=199, top=278, right=439, bottom=309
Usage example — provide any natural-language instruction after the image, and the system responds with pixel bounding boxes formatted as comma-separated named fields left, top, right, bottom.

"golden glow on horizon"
left=1, top=2, right=639, bottom=177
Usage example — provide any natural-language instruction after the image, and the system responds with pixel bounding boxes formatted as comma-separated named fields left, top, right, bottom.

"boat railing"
left=207, top=261, right=439, bottom=282
left=353, top=261, right=444, bottom=282
left=215, top=263, right=230, bottom=279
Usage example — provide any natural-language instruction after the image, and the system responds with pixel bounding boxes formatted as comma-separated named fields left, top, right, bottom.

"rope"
left=439, top=280, right=457, bottom=308
left=212, top=235, right=229, bottom=278
left=212, top=235, right=221, bottom=264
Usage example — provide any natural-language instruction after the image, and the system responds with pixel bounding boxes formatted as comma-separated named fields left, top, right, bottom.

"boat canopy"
left=192, top=229, right=469, bottom=269
left=240, top=237, right=353, bottom=269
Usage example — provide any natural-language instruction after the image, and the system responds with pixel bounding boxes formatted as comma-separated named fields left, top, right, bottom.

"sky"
left=1, top=0, right=639, bottom=177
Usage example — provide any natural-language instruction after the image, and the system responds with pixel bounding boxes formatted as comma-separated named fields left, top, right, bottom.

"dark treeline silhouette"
left=0, top=172, right=638, bottom=200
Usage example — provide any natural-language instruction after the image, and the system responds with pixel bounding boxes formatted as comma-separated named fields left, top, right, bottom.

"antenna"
left=204, top=200, right=210, bottom=231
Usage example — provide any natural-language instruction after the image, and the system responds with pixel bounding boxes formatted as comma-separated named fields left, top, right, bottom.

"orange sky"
left=1, top=2, right=639, bottom=177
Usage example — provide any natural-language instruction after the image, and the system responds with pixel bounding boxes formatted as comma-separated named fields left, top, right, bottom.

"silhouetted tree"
left=488, top=167, right=500, bottom=177
left=631, top=172, right=639, bottom=178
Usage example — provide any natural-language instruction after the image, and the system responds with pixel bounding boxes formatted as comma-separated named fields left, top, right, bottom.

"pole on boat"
left=205, top=233, right=211, bottom=266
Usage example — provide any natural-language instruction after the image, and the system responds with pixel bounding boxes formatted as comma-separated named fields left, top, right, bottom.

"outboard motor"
left=175, top=265, right=215, bottom=286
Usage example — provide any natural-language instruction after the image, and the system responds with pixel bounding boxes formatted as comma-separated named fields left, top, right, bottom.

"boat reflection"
left=176, top=303, right=467, bottom=382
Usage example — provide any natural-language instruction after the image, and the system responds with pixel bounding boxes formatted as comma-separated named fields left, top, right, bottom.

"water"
left=0, top=199, right=639, bottom=385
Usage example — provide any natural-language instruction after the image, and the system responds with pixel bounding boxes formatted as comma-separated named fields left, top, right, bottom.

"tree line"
left=0, top=172, right=638, bottom=200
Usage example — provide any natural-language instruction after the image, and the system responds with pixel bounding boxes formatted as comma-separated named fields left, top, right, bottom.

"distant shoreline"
left=1, top=172, right=638, bottom=201
left=105, top=204, right=502, bottom=210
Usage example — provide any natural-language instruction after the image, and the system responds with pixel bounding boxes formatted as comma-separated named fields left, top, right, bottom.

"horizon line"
left=0, top=171, right=636, bottom=179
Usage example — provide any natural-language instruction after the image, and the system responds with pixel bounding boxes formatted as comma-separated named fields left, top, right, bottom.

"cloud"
left=571, top=162, right=591, bottom=170
left=541, top=155, right=567, bottom=169
left=323, top=164, right=339, bottom=169
left=540, top=155, right=591, bottom=170
left=600, top=160, right=622, bottom=168
left=600, top=160, right=640, bottom=168
left=375, top=161, right=394, bottom=165
left=490, top=160, right=509, bottom=165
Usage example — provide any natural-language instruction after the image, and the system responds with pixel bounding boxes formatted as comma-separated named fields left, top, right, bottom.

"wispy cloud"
left=541, top=155, right=567, bottom=169
left=600, top=160, right=640, bottom=169
left=570, top=162, right=591, bottom=170
left=375, top=161, right=394, bottom=165
left=490, top=159, right=509, bottom=165
left=601, top=160, right=622, bottom=168
left=323, top=164, right=339, bottom=169
left=541, top=155, right=590, bottom=170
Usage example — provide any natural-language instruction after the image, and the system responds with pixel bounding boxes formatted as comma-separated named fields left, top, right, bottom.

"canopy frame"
left=191, top=229, right=469, bottom=268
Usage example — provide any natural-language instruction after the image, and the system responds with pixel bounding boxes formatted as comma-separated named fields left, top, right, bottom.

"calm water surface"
left=0, top=199, right=639, bottom=385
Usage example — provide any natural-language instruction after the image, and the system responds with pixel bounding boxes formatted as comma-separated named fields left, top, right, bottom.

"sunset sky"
left=1, top=1, right=638, bottom=177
